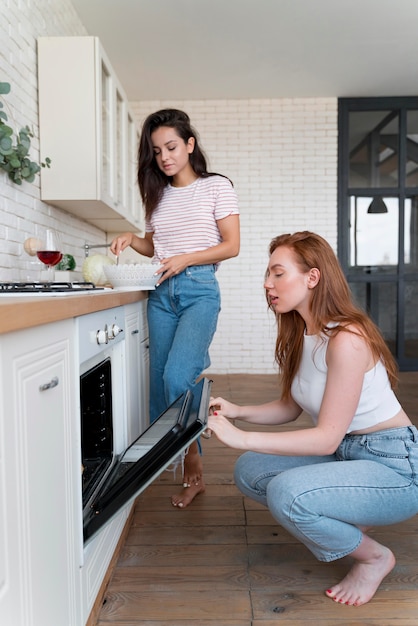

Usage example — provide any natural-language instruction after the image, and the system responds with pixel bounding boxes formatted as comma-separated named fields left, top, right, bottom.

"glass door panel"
left=405, top=196, right=418, bottom=271
left=349, top=281, right=397, bottom=357
left=405, top=281, right=418, bottom=358
left=406, top=111, right=418, bottom=186
left=348, top=110, right=399, bottom=188
left=349, top=196, right=399, bottom=268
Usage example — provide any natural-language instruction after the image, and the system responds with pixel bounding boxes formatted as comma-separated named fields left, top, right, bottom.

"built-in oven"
left=78, top=307, right=127, bottom=521
left=77, top=306, right=212, bottom=546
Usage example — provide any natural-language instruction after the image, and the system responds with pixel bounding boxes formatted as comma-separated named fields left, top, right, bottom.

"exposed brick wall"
left=132, top=100, right=338, bottom=373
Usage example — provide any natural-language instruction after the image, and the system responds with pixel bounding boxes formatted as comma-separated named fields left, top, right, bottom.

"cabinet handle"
left=131, top=329, right=139, bottom=335
left=39, top=376, right=59, bottom=392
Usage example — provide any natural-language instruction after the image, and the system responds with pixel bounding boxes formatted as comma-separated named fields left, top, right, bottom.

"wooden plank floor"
left=96, top=373, right=418, bottom=626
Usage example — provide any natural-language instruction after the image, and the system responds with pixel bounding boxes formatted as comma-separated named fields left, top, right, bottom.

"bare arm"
left=110, top=231, right=154, bottom=258
left=208, top=330, right=372, bottom=456
left=209, top=395, right=302, bottom=426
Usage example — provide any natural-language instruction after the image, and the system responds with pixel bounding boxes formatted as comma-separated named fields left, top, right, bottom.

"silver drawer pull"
left=39, top=376, right=59, bottom=392
left=131, top=329, right=139, bottom=335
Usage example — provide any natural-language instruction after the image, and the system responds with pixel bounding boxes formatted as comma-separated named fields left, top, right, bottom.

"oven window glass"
left=81, top=358, right=113, bottom=508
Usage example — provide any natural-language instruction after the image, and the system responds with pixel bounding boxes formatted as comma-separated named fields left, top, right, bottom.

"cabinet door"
left=127, top=112, right=141, bottom=222
left=125, top=306, right=142, bottom=444
left=137, top=299, right=150, bottom=431
left=125, top=301, right=149, bottom=444
left=139, top=335, right=150, bottom=431
left=101, top=59, right=113, bottom=207
left=0, top=321, right=79, bottom=626
left=38, top=36, right=143, bottom=233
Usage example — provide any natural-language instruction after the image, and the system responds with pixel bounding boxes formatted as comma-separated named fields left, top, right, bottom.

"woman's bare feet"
left=171, top=441, right=205, bottom=509
left=325, top=535, right=396, bottom=606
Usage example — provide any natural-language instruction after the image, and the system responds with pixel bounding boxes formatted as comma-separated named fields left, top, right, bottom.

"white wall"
left=133, top=100, right=338, bottom=373
left=0, top=0, right=338, bottom=374
left=0, top=0, right=106, bottom=283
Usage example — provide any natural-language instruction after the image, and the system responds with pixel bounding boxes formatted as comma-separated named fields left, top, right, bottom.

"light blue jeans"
left=147, top=264, right=220, bottom=423
left=234, top=426, right=418, bottom=562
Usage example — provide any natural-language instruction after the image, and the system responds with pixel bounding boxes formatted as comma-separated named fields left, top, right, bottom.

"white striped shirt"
left=145, top=175, right=239, bottom=263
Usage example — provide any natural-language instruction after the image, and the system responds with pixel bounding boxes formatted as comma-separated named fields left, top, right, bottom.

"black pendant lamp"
left=367, top=197, right=388, bottom=214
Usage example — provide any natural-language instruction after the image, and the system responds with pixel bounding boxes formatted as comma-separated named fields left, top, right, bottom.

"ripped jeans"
left=234, top=426, right=418, bottom=561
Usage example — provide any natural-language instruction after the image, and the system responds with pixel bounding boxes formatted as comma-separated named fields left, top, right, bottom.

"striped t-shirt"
left=145, top=175, right=239, bottom=263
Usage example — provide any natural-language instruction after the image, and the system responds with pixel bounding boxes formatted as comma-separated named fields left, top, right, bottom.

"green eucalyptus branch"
left=0, top=81, right=51, bottom=185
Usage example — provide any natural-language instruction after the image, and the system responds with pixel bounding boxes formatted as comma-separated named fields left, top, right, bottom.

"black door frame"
left=338, top=96, right=418, bottom=371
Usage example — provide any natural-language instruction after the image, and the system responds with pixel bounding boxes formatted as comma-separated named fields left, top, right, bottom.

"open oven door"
left=83, top=377, right=212, bottom=544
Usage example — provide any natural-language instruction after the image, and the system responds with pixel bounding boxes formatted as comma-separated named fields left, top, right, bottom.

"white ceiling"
left=70, top=0, right=418, bottom=102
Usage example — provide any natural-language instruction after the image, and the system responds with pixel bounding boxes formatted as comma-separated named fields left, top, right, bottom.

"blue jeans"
left=147, top=264, right=220, bottom=423
left=234, top=426, right=418, bottom=562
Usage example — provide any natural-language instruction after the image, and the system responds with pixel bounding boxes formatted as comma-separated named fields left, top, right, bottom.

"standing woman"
left=208, top=231, right=418, bottom=606
left=111, top=109, right=240, bottom=508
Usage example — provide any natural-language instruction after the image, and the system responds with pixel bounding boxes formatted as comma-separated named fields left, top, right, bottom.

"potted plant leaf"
left=0, top=81, right=51, bottom=185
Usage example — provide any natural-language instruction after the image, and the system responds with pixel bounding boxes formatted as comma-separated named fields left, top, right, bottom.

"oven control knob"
left=108, top=324, right=123, bottom=339
left=96, top=328, right=108, bottom=345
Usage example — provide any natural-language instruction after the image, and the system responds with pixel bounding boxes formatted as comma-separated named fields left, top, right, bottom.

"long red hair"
left=267, top=232, right=398, bottom=400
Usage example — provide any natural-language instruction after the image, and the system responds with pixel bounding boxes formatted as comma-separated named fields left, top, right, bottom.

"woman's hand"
left=156, top=254, right=190, bottom=284
left=109, top=231, right=154, bottom=259
left=209, top=396, right=241, bottom=420
left=109, top=232, right=134, bottom=257
left=203, top=396, right=241, bottom=442
left=207, top=412, right=247, bottom=449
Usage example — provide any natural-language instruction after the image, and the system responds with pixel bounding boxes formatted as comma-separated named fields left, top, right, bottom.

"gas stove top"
left=0, top=281, right=107, bottom=296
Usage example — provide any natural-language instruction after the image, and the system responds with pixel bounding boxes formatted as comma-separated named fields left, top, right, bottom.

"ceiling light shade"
left=367, top=197, right=388, bottom=214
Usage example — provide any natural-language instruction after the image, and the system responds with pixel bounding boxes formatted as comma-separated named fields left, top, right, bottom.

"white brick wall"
left=0, top=0, right=106, bottom=282
left=0, top=0, right=338, bottom=374
left=133, top=100, right=338, bottom=373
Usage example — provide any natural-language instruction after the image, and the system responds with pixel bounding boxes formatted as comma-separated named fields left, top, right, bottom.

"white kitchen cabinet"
left=37, top=36, right=143, bottom=233
left=0, top=319, right=80, bottom=626
left=139, top=303, right=150, bottom=428
left=0, top=297, right=153, bottom=626
left=80, top=508, right=130, bottom=625
left=125, top=300, right=149, bottom=444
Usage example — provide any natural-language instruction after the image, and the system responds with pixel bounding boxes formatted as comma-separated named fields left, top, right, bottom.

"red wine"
left=37, top=251, right=63, bottom=266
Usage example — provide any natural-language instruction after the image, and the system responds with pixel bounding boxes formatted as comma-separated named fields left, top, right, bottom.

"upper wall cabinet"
left=37, top=37, right=143, bottom=234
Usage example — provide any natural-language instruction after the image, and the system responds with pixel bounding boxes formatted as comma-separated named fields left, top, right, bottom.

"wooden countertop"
left=0, top=289, right=148, bottom=334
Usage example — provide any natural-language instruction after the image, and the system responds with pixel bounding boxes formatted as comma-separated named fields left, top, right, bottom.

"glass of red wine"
left=36, top=229, right=63, bottom=282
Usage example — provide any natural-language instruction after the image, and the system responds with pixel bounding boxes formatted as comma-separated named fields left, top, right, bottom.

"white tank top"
left=291, top=332, right=401, bottom=433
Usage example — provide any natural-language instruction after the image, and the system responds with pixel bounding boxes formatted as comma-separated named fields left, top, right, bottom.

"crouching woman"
left=208, top=231, right=418, bottom=607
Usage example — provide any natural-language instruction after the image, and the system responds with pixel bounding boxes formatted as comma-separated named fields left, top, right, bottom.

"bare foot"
left=171, top=443, right=205, bottom=509
left=325, top=536, right=395, bottom=606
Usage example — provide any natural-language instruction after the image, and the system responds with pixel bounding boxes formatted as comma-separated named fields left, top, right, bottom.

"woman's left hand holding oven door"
left=110, top=108, right=240, bottom=508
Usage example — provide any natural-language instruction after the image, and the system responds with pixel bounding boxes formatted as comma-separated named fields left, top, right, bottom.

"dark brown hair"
left=137, top=109, right=230, bottom=219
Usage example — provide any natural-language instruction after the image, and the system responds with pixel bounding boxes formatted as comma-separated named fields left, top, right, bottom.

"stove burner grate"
left=0, top=281, right=104, bottom=293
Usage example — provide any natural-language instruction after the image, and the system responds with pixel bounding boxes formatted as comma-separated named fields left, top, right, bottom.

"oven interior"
left=81, top=357, right=114, bottom=508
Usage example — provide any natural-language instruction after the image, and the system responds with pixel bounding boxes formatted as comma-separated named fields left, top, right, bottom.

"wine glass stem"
left=44, top=265, right=54, bottom=282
